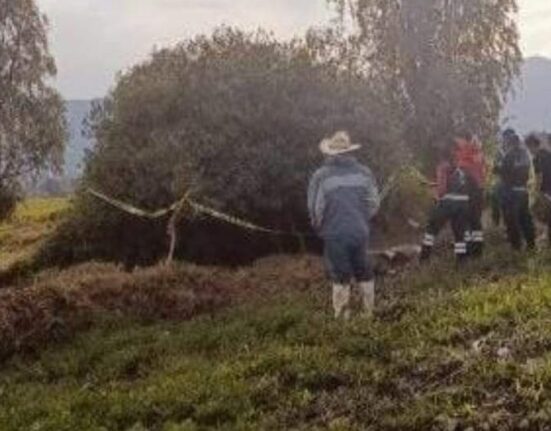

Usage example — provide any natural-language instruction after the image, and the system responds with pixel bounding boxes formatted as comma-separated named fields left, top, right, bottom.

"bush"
left=41, top=27, right=405, bottom=267
left=377, top=167, right=434, bottom=240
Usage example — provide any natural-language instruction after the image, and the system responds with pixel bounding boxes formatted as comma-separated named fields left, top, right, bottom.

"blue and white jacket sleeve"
left=307, top=170, right=325, bottom=231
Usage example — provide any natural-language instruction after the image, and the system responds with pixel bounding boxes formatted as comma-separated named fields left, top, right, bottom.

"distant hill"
left=504, top=56, right=551, bottom=134
left=28, top=100, right=93, bottom=195
left=65, top=99, right=94, bottom=178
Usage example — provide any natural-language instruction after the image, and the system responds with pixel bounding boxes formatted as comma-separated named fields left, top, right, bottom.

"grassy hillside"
left=0, top=198, right=69, bottom=272
left=1, top=244, right=551, bottom=430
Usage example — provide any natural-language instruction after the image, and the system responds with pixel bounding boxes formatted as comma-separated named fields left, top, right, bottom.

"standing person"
left=308, top=131, right=380, bottom=320
left=420, top=142, right=472, bottom=263
left=454, top=133, right=487, bottom=257
left=495, top=130, right=535, bottom=251
left=527, top=134, right=551, bottom=244
left=490, top=131, right=512, bottom=227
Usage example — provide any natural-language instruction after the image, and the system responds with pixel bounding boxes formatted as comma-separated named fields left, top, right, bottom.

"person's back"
left=454, top=135, right=487, bottom=257
left=455, top=138, right=487, bottom=187
left=420, top=145, right=471, bottom=262
left=307, top=131, right=379, bottom=321
left=497, top=132, right=535, bottom=250
left=500, top=145, right=531, bottom=189
left=309, top=155, right=379, bottom=241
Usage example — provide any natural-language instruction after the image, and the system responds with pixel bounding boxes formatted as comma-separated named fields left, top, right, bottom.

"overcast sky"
left=36, top=0, right=551, bottom=100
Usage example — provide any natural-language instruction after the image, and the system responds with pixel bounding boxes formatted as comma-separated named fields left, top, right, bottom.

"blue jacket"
left=307, top=155, right=380, bottom=240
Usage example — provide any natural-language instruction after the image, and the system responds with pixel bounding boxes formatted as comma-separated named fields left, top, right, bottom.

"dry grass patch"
left=0, top=256, right=325, bottom=362
left=0, top=198, right=69, bottom=272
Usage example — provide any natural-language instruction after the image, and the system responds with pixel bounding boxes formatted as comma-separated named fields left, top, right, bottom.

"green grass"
left=0, top=198, right=69, bottom=271
left=3, top=244, right=551, bottom=429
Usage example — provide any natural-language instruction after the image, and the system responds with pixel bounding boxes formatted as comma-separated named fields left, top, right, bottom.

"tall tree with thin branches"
left=330, top=0, right=522, bottom=166
left=0, top=0, right=66, bottom=217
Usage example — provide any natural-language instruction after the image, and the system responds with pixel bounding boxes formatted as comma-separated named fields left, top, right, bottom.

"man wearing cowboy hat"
left=308, top=131, right=380, bottom=320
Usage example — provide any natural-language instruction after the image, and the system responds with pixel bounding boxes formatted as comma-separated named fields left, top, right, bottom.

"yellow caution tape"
left=186, top=200, right=284, bottom=234
left=87, top=166, right=429, bottom=238
left=87, top=188, right=288, bottom=235
left=88, top=189, right=186, bottom=220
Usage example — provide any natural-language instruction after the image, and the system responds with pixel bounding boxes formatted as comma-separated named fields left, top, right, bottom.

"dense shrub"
left=41, top=27, right=405, bottom=267
left=377, top=167, right=434, bottom=243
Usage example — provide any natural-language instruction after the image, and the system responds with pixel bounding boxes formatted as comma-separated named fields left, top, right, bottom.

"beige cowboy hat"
left=319, top=131, right=361, bottom=156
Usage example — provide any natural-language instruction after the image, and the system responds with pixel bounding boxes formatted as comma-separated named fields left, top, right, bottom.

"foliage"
left=330, top=0, right=522, bottom=167
left=46, top=27, right=405, bottom=267
left=3, top=240, right=551, bottom=429
left=10, top=197, right=69, bottom=224
left=0, top=197, right=68, bottom=273
left=0, top=0, right=66, bottom=218
left=377, top=166, right=434, bottom=241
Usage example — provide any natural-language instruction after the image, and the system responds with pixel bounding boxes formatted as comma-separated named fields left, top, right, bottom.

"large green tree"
left=330, top=0, right=522, bottom=166
left=0, top=0, right=66, bottom=217
left=43, top=27, right=405, bottom=266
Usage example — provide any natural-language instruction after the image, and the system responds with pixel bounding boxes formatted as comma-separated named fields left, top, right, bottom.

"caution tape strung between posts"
left=87, top=188, right=293, bottom=236
left=86, top=166, right=431, bottom=239
left=88, top=189, right=186, bottom=220
left=186, top=199, right=291, bottom=235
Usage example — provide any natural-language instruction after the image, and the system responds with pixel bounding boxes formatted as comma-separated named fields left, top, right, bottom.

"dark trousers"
left=502, top=189, right=535, bottom=250
left=491, top=183, right=504, bottom=227
left=324, top=235, right=374, bottom=284
left=467, top=186, right=485, bottom=257
left=421, top=199, right=469, bottom=261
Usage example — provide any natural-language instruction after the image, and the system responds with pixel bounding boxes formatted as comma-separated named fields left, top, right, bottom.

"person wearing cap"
left=420, top=141, right=473, bottom=263
left=495, top=130, right=535, bottom=250
left=526, top=133, right=551, bottom=244
left=307, top=131, right=380, bottom=320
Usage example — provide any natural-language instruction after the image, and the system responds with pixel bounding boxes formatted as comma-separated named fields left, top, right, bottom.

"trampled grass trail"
left=2, top=244, right=551, bottom=430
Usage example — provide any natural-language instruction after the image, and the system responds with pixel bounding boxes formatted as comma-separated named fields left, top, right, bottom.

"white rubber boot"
left=332, top=284, right=351, bottom=320
left=359, top=280, right=375, bottom=318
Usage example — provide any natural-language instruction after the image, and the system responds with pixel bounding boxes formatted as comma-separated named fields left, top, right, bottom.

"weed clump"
left=0, top=255, right=325, bottom=362
left=0, top=263, right=228, bottom=361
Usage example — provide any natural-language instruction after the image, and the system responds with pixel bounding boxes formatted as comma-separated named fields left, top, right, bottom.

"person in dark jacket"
left=490, top=130, right=514, bottom=227
left=308, top=131, right=380, bottom=320
left=496, top=130, right=535, bottom=250
left=527, top=133, right=551, bottom=244
left=420, top=143, right=473, bottom=263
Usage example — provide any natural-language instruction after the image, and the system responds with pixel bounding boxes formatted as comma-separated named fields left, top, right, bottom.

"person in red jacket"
left=420, top=143, right=472, bottom=262
left=454, top=132, right=487, bottom=257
